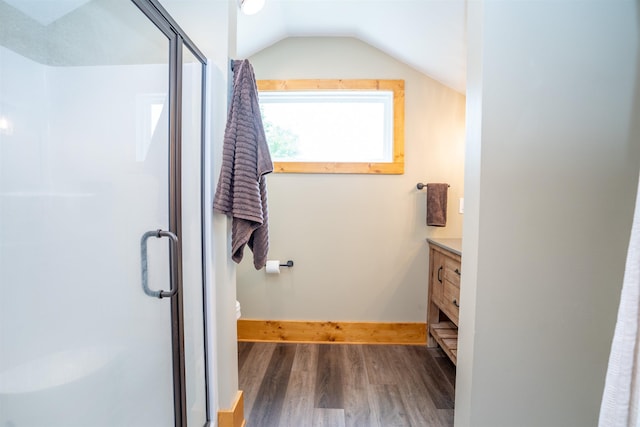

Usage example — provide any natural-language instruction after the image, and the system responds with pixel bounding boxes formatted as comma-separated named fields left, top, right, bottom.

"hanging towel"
left=213, top=59, right=273, bottom=270
left=426, top=183, right=448, bottom=227
left=599, top=172, right=640, bottom=427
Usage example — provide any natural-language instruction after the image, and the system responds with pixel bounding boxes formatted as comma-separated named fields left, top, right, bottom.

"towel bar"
left=417, top=183, right=450, bottom=190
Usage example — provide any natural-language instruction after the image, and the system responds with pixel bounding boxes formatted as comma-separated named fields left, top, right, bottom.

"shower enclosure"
left=0, top=0, right=209, bottom=425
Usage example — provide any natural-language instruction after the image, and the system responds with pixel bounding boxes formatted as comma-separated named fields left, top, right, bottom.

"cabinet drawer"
left=442, top=280, right=460, bottom=326
left=444, top=258, right=461, bottom=287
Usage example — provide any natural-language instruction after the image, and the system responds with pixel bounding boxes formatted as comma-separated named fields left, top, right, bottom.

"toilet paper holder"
left=279, top=260, right=294, bottom=267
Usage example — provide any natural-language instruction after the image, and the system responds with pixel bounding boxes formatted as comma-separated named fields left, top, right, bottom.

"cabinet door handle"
left=454, top=268, right=461, bottom=276
left=453, top=299, right=459, bottom=308
left=437, top=266, right=443, bottom=283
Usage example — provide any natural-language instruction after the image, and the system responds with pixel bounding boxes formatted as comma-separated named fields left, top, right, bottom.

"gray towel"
left=213, top=59, right=273, bottom=269
left=426, top=183, right=448, bottom=227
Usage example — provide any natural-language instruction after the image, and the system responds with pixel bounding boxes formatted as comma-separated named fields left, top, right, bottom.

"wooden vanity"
left=427, top=238, right=462, bottom=366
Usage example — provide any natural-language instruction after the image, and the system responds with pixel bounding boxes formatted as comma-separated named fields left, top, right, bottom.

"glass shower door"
left=181, top=44, right=207, bottom=425
left=0, top=1, right=185, bottom=425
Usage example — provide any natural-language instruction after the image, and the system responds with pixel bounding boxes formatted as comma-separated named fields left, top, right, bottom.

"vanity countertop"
left=426, top=237, right=462, bottom=256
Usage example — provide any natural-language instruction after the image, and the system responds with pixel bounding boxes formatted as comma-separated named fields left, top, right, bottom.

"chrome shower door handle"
left=141, top=229, right=179, bottom=299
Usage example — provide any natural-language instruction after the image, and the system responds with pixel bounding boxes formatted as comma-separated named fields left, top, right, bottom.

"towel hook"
left=417, top=183, right=450, bottom=190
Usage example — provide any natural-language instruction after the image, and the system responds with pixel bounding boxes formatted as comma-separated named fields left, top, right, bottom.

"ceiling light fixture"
left=239, top=0, right=265, bottom=15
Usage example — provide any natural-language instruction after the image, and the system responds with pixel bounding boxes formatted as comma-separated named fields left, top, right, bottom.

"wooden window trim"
left=257, top=79, right=405, bottom=174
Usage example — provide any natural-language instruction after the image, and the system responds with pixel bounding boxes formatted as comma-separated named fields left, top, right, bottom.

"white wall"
left=457, top=1, right=640, bottom=426
left=0, top=46, right=47, bottom=190
left=0, top=46, right=49, bottom=370
left=237, top=37, right=466, bottom=323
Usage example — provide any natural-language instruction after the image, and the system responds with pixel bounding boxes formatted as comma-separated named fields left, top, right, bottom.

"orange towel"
left=426, top=183, right=448, bottom=227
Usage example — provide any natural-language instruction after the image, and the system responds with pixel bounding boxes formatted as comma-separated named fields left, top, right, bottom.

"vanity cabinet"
left=427, top=238, right=462, bottom=365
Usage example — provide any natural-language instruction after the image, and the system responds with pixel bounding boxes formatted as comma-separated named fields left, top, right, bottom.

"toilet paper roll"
left=265, top=260, right=280, bottom=274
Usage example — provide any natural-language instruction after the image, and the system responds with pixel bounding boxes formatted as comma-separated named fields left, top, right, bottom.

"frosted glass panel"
left=181, top=46, right=207, bottom=426
left=0, top=2, right=175, bottom=426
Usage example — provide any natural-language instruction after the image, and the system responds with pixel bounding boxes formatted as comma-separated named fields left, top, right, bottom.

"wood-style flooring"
left=238, top=342, right=455, bottom=427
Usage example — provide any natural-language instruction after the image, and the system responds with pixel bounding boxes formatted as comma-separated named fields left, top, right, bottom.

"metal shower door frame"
left=129, top=1, right=209, bottom=426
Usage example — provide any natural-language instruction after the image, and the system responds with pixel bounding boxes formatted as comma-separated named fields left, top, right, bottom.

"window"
left=257, top=79, right=405, bottom=174
left=135, top=93, right=166, bottom=162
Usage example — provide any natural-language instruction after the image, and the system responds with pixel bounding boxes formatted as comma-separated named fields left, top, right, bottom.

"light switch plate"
left=459, top=198, right=464, bottom=214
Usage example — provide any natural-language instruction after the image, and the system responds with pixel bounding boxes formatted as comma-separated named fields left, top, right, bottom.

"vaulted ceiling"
left=2, top=0, right=467, bottom=93
left=4, top=0, right=92, bottom=24
left=236, top=0, right=467, bottom=94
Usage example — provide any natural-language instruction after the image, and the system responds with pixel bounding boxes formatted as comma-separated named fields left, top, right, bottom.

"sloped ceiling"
left=1, top=0, right=467, bottom=92
left=4, top=0, right=92, bottom=25
left=237, top=0, right=467, bottom=94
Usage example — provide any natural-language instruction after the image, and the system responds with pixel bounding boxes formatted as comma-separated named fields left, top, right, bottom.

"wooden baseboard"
left=237, top=319, right=427, bottom=345
left=217, top=391, right=245, bottom=427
